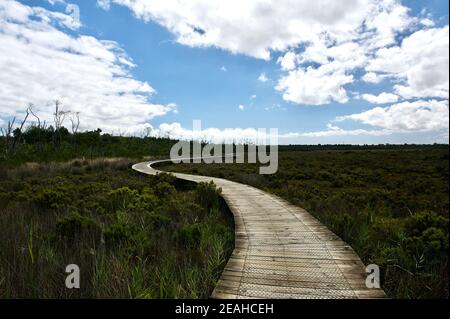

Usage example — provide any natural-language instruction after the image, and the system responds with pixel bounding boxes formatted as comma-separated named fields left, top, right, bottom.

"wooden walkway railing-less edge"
left=132, top=160, right=386, bottom=299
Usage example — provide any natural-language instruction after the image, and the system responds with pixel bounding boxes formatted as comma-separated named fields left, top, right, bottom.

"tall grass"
left=164, top=148, right=449, bottom=298
left=0, top=159, right=233, bottom=298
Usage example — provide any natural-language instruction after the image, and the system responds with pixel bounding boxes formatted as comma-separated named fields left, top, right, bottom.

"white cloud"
left=337, top=100, right=449, bottom=131
left=276, top=67, right=353, bottom=105
left=276, top=40, right=368, bottom=104
left=250, top=94, right=256, bottom=99
left=100, top=0, right=382, bottom=60
left=366, top=26, right=449, bottom=99
left=148, top=121, right=392, bottom=144
left=97, top=0, right=445, bottom=108
left=220, top=65, right=227, bottom=71
left=258, top=72, right=268, bottom=83
left=361, top=92, right=399, bottom=104
left=277, top=51, right=297, bottom=71
left=96, top=0, right=111, bottom=11
left=420, top=18, right=434, bottom=27
left=0, top=1, right=175, bottom=134
left=295, top=127, right=391, bottom=138
left=150, top=122, right=280, bottom=144
left=361, top=0, right=414, bottom=49
left=238, top=104, right=244, bottom=110
left=362, top=72, right=384, bottom=84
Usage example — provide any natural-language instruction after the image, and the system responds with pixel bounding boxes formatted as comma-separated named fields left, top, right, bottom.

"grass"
left=163, top=147, right=449, bottom=298
left=0, top=158, right=234, bottom=298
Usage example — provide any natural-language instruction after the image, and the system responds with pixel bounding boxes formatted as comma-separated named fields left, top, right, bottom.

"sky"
left=0, top=0, right=448, bottom=144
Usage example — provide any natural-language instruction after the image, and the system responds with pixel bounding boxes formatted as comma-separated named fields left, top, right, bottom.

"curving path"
left=132, top=160, right=386, bottom=299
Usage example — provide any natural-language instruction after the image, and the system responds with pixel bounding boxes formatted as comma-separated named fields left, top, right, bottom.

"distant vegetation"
left=0, top=102, right=176, bottom=166
left=165, top=147, right=449, bottom=298
left=0, top=159, right=233, bottom=298
left=1, top=106, right=448, bottom=298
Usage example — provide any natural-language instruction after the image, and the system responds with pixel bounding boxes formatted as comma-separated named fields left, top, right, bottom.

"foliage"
left=0, top=125, right=176, bottom=165
left=165, top=147, right=449, bottom=298
left=0, top=159, right=233, bottom=298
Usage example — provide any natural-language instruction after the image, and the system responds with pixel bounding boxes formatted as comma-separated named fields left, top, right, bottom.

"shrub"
left=32, top=188, right=68, bottom=210
left=180, top=223, right=201, bottom=247
left=108, top=187, right=139, bottom=210
left=154, top=182, right=176, bottom=198
left=195, top=181, right=221, bottom=212
left=104, top=222, right=133, bottom=244
left=405, top=211, right=448, bottom=237
left=55, top=212, right=101, bottom=241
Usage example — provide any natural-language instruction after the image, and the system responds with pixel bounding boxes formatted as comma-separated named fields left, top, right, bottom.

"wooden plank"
left=132, top=160, right=386, bottom=299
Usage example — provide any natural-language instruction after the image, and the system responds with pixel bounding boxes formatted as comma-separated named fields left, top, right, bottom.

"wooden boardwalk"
left=132, top=160, right=386, bottom=299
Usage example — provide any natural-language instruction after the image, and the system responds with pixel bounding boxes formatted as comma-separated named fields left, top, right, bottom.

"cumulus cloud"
left=366, top=26, right=449, bottom=99
left=97, top=0, right=446, bottom=111
left=274, top=0, right=416, bottom=105
left=238, top=104, right=244, bottom=110
left=276, top=67, right=353, bottom=105
left=277, top=51, right=297, bottom=71
left=96, top=0, right=111, bottom=11
left=361, top=92, right=399, bottom=104
left=337, top=100, right=449, bottom=131
left=361, top=72, right=385, bottom=84
left=99, top=0, right=381, bottom=60
left=0, top=0, right=175, bottom=134
left=149, top=122, right=281, bottom=144
left=258, top=72, right=268, bottom=83
left=147, top=121, right=393, bottom=144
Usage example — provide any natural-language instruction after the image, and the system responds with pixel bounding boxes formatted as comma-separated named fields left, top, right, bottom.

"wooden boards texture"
left=132, top=160, right=386, bottom=299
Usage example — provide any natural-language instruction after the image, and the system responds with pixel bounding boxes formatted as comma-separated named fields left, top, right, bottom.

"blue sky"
left=0, top=0, right=448, bottom=144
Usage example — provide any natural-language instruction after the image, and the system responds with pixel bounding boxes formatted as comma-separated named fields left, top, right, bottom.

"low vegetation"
left=0, top=158, right=233, bottom=298
left=1, top=114, right=448, bottom=298
left=164, top=147, right=449, bottom=298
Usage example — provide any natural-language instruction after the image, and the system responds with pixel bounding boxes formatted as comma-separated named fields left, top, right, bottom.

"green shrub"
left=108, top=187, right=139, bottom=210
left=104, top=222, right=133, bottom=244
left=180, top=223, right=201, bottom=248
left=154, top=182, right=176, bottom=198
left=195, top=181, right=221, bottom=212
left=32, top=188, right=68, bottom=210
left=55, top=212, right=101, bottom=241
left=146, top=212, right=172, bottom=229
left=405, top=211, right=448, bottom=237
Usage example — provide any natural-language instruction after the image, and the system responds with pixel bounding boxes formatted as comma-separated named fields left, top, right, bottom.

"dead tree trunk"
left=11, top=107, right=30, bottom=152
left=53, top=100, right=69, bottom=149
left=1, top=117, right=15, bottom=157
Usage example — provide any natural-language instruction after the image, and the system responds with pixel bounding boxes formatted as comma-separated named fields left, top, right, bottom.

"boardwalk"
left=132, top=160, right=386, bottom=299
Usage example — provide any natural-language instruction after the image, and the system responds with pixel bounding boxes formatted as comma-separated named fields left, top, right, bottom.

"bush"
left=195, top=181, right=222, bottom=212
left=32, top=188, right=68, bottom=210
left=55, top=212, right=101, bottom=242
left=154, top=182, right=176, bottom=198
left=104, top=222, right=133, bottom=245
left=180, top=223, right=201, bottom=247
left=108, top=187, right=139, bottom=210
left=405, top=211, right=448, bottom=237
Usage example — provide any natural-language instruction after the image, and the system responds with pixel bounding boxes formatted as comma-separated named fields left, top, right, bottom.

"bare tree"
left=69, top=111, right=81, bottom=147
left=11, top=106, right=30, bottom=151
left=29, top=104, right=47, bottom=151
left=29, top=104, right=40, bottom=128
left=1, top=117, right=15, bottom=156
left=69, top=111, right=80, bottom=135
left=53, top=100, right=69, bottom=148
left=54, top=100, right=69, bottom=131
